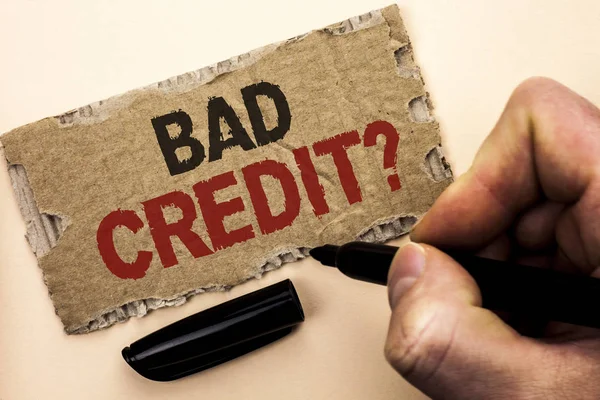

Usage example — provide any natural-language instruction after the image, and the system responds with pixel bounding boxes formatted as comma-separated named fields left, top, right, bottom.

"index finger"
left=412, top=77, right=600, bottom=249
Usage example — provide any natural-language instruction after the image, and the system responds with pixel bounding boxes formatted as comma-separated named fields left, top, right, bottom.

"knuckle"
left=514, top=76, right=558, bottom=96
left=385, top=303, right=456, bottom=381
left=509, top=76, right=562, bottom=109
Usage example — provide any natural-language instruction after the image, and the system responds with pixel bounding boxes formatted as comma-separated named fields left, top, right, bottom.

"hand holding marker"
left=310, top=242, right=600, bottom=329
left=123, top=79, right=600, bottom=400
left=376, top=78, right=600, bottom=399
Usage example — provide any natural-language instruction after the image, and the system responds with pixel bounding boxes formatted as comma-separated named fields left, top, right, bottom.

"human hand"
left=385, top=78, right=600, bottom=399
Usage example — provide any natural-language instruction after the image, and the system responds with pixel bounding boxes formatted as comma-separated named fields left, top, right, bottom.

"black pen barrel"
left=335, top=242, right=600, bottom=329
left=450, top=253, right=600, bottom=329
left=336, top=242, right=397, bottom=285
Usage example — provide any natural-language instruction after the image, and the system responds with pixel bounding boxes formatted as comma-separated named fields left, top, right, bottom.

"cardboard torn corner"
left=6, top=163, right=69, bottom=257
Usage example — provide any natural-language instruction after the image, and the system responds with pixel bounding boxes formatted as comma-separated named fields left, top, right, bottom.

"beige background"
left=1, top=1, right=599, bottom=399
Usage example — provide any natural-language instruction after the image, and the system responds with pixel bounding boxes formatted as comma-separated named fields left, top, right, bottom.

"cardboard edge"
left=2, top=4, right=455, bottom=333
left=48, top=8, right=389, bottom=129
left=70, top=215, right=417, bottom=334
left=6, top=163, right=69, bottom=257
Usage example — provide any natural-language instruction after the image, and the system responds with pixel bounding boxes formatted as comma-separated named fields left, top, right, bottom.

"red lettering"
left=364, top=120, right=402, bottom=191
left=193, top=171, right=254, bottom=251
left=312, top=130, right=362, bottom=205
left=242, top=160, right=301, bottom=235
left=97, top=121, right=395, bottom=279
left=97, top=209, right=153, bottom=279
left=293, top=146, right=329, bottom=217
left=142, top=191, right=213, bottom=268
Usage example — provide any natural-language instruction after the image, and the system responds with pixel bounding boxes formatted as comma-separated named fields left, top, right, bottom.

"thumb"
left=385, top=243, right=547, bottom=400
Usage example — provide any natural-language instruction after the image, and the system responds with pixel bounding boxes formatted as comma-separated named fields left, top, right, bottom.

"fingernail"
left=388, top=243, right=425, bottom=309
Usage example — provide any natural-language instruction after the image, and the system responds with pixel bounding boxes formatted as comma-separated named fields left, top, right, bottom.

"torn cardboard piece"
left=1, top=5, right=453, bottom=334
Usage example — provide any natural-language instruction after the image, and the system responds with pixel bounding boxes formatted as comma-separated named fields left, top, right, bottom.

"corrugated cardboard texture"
left=0, top=5, right=452, bottom=334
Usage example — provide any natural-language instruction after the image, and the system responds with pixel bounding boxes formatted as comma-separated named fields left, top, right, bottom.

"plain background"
left=2, top=1, right=600, bottom=399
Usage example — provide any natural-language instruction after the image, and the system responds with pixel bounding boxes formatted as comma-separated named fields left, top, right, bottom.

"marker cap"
left=122, top=279, right=304, bottom=381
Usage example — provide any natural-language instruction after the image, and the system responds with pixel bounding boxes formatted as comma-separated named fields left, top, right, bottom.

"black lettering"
left=241, top=82, right=292, bottom=146
left=151, top=110, right=206, bottom=176
left=208, top=96, right=256, bottom=162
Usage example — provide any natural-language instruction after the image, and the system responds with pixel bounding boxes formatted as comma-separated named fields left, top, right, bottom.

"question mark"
left=363, top=120, right=401, bottom=191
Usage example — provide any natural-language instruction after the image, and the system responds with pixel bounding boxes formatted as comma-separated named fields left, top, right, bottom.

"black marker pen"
left=310, top=241, right=600, bottom=329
